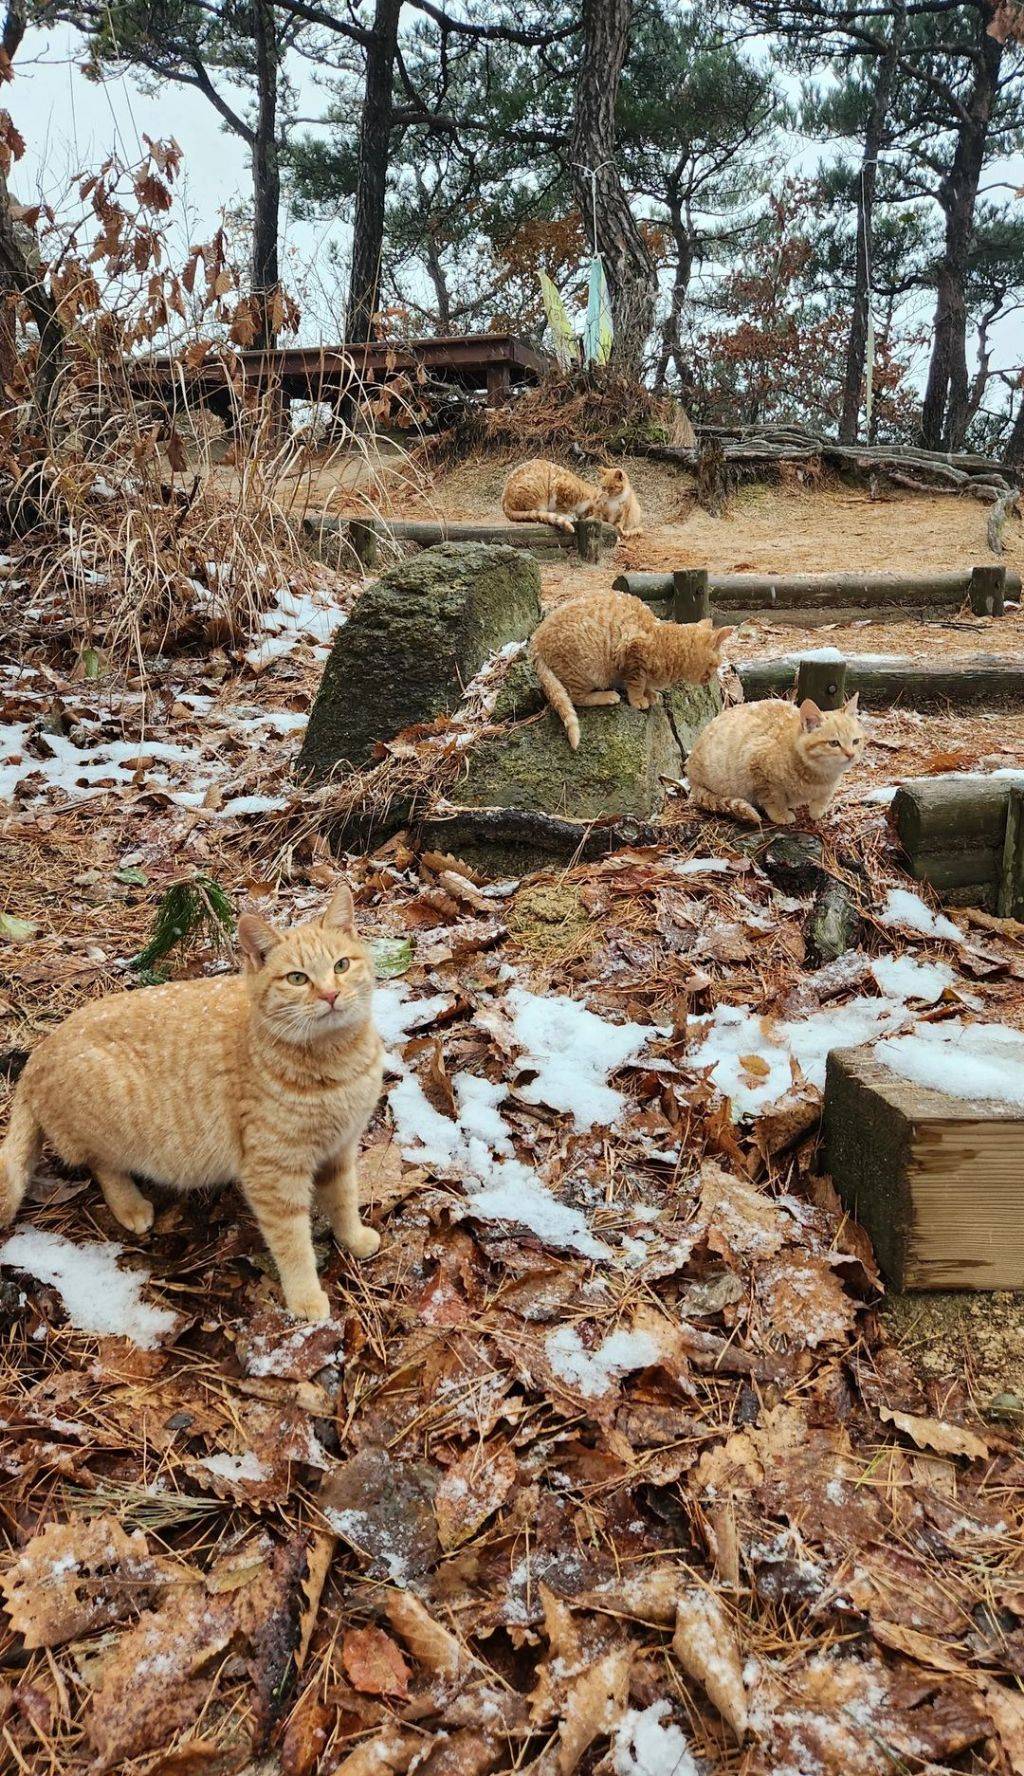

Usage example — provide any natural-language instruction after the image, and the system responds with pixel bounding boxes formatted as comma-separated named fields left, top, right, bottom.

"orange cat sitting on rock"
left=0, top=884, right=383, bottom=1322
left=502, top=458, right=644, bottom=535
left=687, top=695, right=865, bottom=825
left=531, top=589, right=733, bottom=749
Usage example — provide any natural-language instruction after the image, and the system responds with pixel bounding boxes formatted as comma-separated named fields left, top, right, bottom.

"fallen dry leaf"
left=281, top=1690, right=334, bottom=1776
left=384, top=1589, right=464, bottom=1675
left=556, top=1646, right=632, bottom=1775
left=878, top=1406, right=991, bottom=1461
left=342, top=1626, right=411, bottom=1698
left=673, top=1589, right=748, bottom=1742
left=434, top=1442, right=517, bottom=1550
left=2, top=1515, right=161, bottom=1648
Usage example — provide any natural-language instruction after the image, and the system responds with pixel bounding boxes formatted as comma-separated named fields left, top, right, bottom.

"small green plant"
left=132, top=873, right=236, bottom=973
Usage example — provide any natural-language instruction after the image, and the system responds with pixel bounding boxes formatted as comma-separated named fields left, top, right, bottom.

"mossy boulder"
left=424, top=677, right=723, bottom=874
left=298, top=543, right=541, bottom=781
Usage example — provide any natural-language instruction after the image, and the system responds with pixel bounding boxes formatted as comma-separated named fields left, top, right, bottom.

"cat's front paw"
left=342, top=1223, right=381, bottom=1261
left=286, top=1284, right=332, bottom=1322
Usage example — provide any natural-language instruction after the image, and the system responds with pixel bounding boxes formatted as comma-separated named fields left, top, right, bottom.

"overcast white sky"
left=13, top=14, right=1024, bottom=386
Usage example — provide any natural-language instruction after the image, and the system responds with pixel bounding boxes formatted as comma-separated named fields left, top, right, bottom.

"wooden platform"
left=129, top=334, right=552, bottom=415
left=740, top=654, right=1024, bottom=709
left=825, top=1045, right=1024, bottom=1290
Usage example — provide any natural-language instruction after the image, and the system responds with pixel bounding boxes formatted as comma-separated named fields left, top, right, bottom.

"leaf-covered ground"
left=2, top=512, right=1024, bottom=1776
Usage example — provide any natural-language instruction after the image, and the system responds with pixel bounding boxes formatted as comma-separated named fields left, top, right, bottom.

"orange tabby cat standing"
left=531, top=589, right=732, bottom=749
left=687, top=696, right=865, bottom=824
left=502, top=459, right=644, bottom=535
left=0, top=884, right=383, bottom=1321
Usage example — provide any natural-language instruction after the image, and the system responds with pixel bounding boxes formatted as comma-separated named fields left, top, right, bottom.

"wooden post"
left=576, top=517, right=602, bottom=564
left=796, top=654, right=847, bottom=710
left=672, top=568, right=710, bottom=623
left=970, top=564, right=1006, bottom=616
left=347, top=518, right=380, bottom=569
left=486, top=363, right=511, bottom=407
left=998, top=786, right=1024, bottom=918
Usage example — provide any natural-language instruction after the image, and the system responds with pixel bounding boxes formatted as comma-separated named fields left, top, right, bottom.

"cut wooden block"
left=892, top=776, right=1024, bottom=915
left=824, top=1045, right=1024, bottom=1290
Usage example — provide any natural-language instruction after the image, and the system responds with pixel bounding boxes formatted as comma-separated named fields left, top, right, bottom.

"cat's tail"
left=0, top=1089, right=42, bottom=1227
left=689, top=783, right=761, bottom=825
left=533, top=658, right=581, bottom=750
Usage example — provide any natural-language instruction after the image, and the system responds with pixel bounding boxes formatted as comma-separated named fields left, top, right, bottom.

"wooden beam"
left=613, top=566, right=1022, bottom=608
left=739, top=655, right=1024, bottom=709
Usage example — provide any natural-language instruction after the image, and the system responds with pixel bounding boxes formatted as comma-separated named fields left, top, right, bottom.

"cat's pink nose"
left=319, top=988, right=339, bottom=1007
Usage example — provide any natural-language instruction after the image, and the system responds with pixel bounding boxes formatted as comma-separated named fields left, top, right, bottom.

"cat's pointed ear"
left=713, top=625, right=735, bottom=650
left=322, top=881, right=356, bottom=932
left=844, top=691, right=860, bottom=713
left=799, top=698, right=823, bottom=730
left=237, top=912, right=282, bottom=968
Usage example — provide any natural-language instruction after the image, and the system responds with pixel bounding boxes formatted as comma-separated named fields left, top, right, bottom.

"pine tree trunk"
left=652, top=187, right=692, bottom=394
left=346, top=0, right=402, bottom=347
left=251, top=0, right=280, bottom=351
left=920, top=24, right=1002, bottom=451
left=0, top=0, right=63, bottom=416
left=568, top=0, right=656, bottom=378
left=838, top=0, right=904, bottom=444
left=1004, top=388, right=1024, bottom=467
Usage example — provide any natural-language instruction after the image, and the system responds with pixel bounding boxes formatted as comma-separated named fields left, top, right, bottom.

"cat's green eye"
left=334, top=957, right=351, bottom=974
left=286, top=970, right=308, bottom=985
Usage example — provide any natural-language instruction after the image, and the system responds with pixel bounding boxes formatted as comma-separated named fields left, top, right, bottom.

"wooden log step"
left=301, top=514, right=619, bottom=566
left=825, top=1044, right=1024, bottom=1290
left=739, top=654, right=1024, bottom=709
left=892, top=775, right=1024, bottom=918
left=613, top=564, right=1020, bottom=609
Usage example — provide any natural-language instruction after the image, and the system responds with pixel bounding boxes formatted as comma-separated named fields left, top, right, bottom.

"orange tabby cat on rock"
left=687, top=695, right=865, bottom=825
left=502, top=459, right=644, bottom=535
left=0, top=884, right=383, bottom=1322
left=530, top=589, right=732, bottom=749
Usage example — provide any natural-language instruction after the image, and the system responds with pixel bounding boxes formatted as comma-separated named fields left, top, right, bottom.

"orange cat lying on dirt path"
left=502, top=458, right=644, bottom=535
left=0, top=884, right=383, bottom=1322
left=531, top=589, right=732, bottom=749
left=687, top=696, right=865, bottom=824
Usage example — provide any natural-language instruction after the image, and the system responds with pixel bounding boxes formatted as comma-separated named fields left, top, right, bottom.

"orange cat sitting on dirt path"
left=531, top=589, right=732, bottom=749
left=687, top=696, right=865, bottom=825
left=502, top=458, right=644, bottom=534
left=0, top=884, right=383, bottom=1322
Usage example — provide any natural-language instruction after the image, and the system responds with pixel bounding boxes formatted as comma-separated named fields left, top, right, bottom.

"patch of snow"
left=798, top=647, right=844, bottom=663
left=545, top=1324, right=664, bottom=1396
left=374, top=981, right=454, bottom=1052
left=217, top=793, right=289, bottom=817
left=687, top=995, right=911, bottom=1118
left=672, top=857, right=731, bottom=877
left=870, top=954, right=955, bottom=1004
left=875, top=1021, right=1024, bottom=1107
left=197, top=1450, right=268, bottom=1484
left=861, top=785, right=897, bottom=805
left=507, top=987, right=654, bottom=1128
left=245, top=587, right=346, bottom=668
left=613, top=1702, right=698, bottom=1776
left=878, top=887, right=963, bottom=944
left=0, top=1228, right=178, bottom=1348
